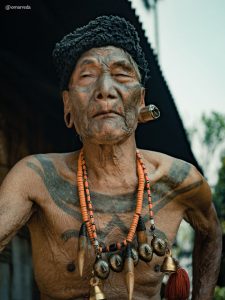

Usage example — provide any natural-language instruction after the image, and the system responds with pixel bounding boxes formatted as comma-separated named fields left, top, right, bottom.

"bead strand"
left=81, top=153, right=98, bottom=242
left=77, top=148, right=156, bottom=253
left=136, top=150, right=155, bottom=232
left=126, top=157, right=144, bottom=242
left=77, top=153, right=89, bottom=222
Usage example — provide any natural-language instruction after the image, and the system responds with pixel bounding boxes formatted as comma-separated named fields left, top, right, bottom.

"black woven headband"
left=52, top=15, right=150, bottom=90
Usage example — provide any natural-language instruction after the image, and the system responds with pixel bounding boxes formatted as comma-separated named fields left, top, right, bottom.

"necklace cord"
left=77, top=148, right=155, bottom=253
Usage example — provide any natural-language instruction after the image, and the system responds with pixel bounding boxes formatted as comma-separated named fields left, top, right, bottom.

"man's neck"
left=82, top=135, right=138, bottom=194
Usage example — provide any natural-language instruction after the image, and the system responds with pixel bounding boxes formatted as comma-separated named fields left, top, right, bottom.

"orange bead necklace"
left=77, top=149, right=190, bottom=300
left=77, top=148, right=155, bottom=254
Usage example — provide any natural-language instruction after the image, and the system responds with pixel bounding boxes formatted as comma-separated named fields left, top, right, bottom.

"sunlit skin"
left=0, top=46, right=222, bottom=300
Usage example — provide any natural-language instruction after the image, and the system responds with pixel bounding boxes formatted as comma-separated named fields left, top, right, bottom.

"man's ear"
left=62, top=90, right=74, bottom=128
left=140, top=87, right=145, bottom=107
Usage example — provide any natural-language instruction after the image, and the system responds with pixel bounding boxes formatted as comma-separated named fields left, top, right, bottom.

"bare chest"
left=27, top=185, right=184, bottom=299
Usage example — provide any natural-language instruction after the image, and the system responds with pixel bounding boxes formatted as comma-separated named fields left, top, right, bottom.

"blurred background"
left=131, top=1, right=225, bottom=298
left=132, top=0, right=225, bottom=186
left=0, top=0, right=224, bottom=298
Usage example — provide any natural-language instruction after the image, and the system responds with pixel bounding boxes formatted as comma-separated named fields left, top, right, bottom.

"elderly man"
left=0, top=16, right=222, bottom=300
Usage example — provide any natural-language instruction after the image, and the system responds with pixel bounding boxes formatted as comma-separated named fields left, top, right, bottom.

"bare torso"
left=23, top=149, right=199, bottom=300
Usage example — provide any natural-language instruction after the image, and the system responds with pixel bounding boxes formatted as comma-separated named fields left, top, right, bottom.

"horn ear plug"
left=138, top=104, right=160, bottom=123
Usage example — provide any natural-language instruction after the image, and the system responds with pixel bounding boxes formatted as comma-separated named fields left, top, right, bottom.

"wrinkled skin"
left=0, top=47, right=222, bottom=300
left=63, top=47, right=145, bottom=145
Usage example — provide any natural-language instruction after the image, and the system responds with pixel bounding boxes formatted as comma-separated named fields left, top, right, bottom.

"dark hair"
left=52, top=15, right=150, bottom=90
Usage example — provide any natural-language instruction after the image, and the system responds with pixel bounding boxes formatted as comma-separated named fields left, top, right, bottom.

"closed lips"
left=93, top=111, right=122, bottom=117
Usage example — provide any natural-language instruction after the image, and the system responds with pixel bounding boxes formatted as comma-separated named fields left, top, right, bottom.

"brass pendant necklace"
left=77, top=149, right=181, bottom=300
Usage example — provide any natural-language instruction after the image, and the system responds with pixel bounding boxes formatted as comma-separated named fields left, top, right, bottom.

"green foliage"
left=193, top=112, right=225, bottom=226
left=190, top=112, right=225, bottom=290
left=201, top=112, right=225, bottom=156
left=187, top=111, right=225, bottom=225
left=187, top=111, right=225, bottom=173
left=213, top=155, right=225, bottom=225
left=214, top=286, right=225, bottom=300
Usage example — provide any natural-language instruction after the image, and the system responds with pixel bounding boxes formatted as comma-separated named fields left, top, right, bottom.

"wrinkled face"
left=63, top=46, right=145, bottom=145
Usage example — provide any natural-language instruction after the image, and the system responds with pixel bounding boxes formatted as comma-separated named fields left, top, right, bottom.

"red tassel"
left=165, top=267, right=190, bottom=300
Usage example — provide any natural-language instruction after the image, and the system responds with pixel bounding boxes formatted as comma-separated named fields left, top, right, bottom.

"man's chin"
left=83, top=130, right=131, bottom=145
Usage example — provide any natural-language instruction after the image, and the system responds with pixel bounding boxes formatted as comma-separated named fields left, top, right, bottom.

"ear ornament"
left=138, top=104, right=160, bottom=123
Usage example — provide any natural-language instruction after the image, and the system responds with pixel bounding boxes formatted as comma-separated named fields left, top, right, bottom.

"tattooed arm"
left=182, top=167, right=222, bottom=300
left=0, top=157, right=35, bottom=251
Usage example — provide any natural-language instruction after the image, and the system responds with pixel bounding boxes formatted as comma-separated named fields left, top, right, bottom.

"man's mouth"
left=93, top=110, right=122, bottom=118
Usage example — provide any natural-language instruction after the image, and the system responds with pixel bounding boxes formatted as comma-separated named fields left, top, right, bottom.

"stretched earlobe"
left=64, top=112, right=74, bottom=128
left=62, top=90, right=74, bottom=128
left=138, top=104, right=160, bottom=123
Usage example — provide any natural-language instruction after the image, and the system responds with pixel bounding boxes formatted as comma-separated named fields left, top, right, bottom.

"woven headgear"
left=52, top=15, right=150, bottom=90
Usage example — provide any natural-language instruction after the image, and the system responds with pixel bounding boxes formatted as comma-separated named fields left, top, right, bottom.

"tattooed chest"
left=41, top=193, right=166, bottom=252
left=27, top=155, right=194, bottom=248
left=35, top=181, right=180, bottom=246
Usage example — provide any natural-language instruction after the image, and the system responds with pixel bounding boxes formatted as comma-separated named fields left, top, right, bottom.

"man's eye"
left=113, top=73, right=132, bottom=82
left=81, top=73, right=92, bottom=78
left=115, top=73, right=129, bottom=77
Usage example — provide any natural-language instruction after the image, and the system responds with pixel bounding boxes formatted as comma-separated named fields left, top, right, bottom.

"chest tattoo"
left=27, top=156, right=202, bottom=243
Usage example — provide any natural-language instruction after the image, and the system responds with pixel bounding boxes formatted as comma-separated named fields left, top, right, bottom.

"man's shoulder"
left=140, top=148, right=191, bottom=168
left=12, top=151, right=79, bottom=182
left=140, top=149, right=202, bottom=188
left=22, top=150, right=80, bottom=167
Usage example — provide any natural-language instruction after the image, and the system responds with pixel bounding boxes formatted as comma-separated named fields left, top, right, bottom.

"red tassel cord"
left=165, top=268, right=190, bottom=300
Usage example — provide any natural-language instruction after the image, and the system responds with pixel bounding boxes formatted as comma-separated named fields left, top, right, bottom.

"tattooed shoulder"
left=166, top=158, right=192, bottom=188
left=26, top=154, right=80, bottom=213
left=142, top=150, right=203, bottom=201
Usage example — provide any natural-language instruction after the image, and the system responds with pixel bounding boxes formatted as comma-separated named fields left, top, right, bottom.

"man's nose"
left=94, top=74, right=117, bottom=101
